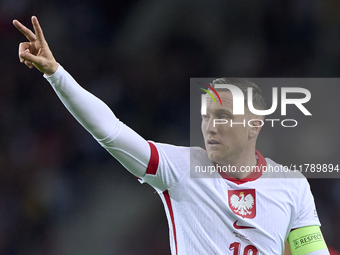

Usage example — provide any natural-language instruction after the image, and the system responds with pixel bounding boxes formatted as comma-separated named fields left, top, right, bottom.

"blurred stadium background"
left=1, top=0, right=340, bottom=254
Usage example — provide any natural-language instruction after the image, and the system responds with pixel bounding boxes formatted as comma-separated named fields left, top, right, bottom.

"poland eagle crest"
left=228, top=189, right=256, bottom=219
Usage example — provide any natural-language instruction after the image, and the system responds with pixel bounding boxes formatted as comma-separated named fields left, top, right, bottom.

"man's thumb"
left=20, top=52, right=40, bottom=64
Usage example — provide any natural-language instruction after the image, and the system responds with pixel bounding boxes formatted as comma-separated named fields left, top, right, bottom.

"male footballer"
left=13, top=16, right=330, bottom=255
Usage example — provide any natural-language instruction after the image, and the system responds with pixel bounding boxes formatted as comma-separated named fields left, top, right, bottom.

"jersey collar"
left=218, top=150, right=266, bottom=185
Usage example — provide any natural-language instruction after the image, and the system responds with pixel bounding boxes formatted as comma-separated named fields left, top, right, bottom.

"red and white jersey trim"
left=146, top=142, right=159, bottom=175
left=218, top=150, right=266, bottom=185
left=162, top=190, right=178, bottom=255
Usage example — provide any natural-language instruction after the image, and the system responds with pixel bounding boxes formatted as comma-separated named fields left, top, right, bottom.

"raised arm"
left=13, top=16, right=151, bottom=178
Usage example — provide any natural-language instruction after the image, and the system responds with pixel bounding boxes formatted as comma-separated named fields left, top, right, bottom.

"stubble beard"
left=207, top=143, right=246, bottom=167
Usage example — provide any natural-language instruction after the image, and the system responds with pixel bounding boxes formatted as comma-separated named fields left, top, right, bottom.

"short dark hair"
left=210, top=78, right=267, bottom=114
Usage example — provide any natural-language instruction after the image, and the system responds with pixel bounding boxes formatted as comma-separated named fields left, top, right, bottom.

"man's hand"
left=13, top=16, right=58, bottom=75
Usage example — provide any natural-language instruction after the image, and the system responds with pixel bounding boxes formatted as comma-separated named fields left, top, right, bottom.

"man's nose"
left=205, top=118, right=218, bottom=134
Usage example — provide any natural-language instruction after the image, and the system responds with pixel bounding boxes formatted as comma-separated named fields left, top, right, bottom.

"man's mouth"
left=207, top=139, right=220, bottom=145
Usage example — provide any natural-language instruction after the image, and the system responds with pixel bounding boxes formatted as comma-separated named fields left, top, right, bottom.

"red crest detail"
left=228, top=189, right=256, bottom=219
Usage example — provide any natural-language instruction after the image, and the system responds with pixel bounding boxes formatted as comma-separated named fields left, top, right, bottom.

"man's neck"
left=214, top=148, right=258, bottom=180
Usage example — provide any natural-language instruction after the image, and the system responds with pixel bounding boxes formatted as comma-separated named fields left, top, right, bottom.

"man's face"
left=201, top=91, right=255, bottom=164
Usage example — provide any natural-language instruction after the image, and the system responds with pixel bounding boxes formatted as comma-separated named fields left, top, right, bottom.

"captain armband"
left=288, top=225, right=328, bottom=255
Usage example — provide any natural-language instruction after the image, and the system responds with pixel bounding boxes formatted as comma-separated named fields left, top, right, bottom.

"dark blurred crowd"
left=1, top=0, right=340, bottom=254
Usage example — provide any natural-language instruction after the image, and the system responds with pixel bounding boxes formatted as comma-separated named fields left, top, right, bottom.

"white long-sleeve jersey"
left=44, top=65, right=327, bottom=255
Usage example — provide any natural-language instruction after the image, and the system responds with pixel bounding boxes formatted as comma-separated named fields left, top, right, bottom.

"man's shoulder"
left=150, top=142, right=207, bottom=162
left=263, top=157, right=306, bottom=179
left=260, top=157, right=311, bottom=201
left=151, top=142, right=204, bottom=154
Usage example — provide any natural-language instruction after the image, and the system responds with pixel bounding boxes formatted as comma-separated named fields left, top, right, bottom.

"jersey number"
left=229, top=242, right=258, bottom=255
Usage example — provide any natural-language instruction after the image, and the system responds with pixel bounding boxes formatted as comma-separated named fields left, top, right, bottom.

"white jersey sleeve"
left=137, top=142, right=193, bottom=192
left=44, top=65, right=189, bottom=190
left=307, top=250, right=330, bottom=255
left=44, top=65, right=151, bottom=178
left=292, top=177, right=321, bottom=229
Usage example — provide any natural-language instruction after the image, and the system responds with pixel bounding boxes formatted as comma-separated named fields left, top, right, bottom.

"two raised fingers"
left=13, top=16, right=46, bottom=43
left=13, top=16, right=47, bottom=68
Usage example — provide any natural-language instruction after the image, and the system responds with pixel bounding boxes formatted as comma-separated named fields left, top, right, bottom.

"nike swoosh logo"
left=233, top=220, right=256, bottom=230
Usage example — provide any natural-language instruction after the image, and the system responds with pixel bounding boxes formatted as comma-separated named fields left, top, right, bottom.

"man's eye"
left=202, top=115, right=209, bottom=120
left=220, top=115, right=230, bottom=119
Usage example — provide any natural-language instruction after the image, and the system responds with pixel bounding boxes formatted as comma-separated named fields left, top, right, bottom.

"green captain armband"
left=288, top=225, right=327, bottom=255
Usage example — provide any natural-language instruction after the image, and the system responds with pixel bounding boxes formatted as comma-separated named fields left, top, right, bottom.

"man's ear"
left=248, top=117, right=263, bottom=138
